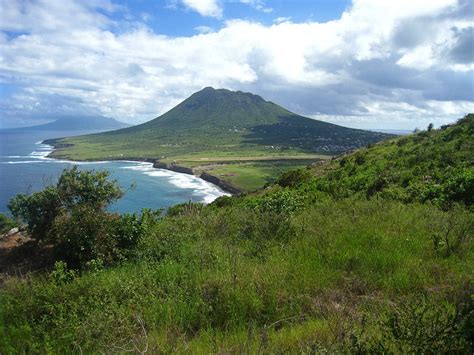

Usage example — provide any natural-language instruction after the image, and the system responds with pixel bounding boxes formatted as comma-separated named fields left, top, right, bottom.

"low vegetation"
left=0, top=214, right=17, bottom=235
left=194, top=159, right=318, bottom=191
left=0, top=115, right=472, bottom=352
left=310, top=114, right=474, bottom=207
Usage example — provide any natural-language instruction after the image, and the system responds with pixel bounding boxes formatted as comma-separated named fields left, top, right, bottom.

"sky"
left=0, top=0, right=473, bottom=129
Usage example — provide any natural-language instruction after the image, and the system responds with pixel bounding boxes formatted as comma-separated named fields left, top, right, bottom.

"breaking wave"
left=122, top=163, right=229, bottom=204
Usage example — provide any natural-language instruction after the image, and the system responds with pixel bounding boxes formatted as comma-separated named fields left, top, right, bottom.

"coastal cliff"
left=153, top=162, right=194, bottom=175
left=199, top=173, right=242, bottom=195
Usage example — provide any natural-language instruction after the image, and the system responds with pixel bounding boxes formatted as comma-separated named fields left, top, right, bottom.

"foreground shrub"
left=276, top=168, right=312, bottom=188
left=429, top=204, right=473, bottom=258
left=256, top=188, right=305, bottom=215
left=349, top=297, right=472, bottom=353
left=8, top=167, right=123, bottom=242
left=8, top=186, right=61, bottom=241
left=53, top=208, right=158, bottom=268
left=0, top=213, right=17, bottom=234
left=7, top=167, right=149, bottom=268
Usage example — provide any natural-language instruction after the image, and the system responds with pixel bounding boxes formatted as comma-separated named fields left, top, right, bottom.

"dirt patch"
left=0, top=230, right=31, bottom=250
left=0, top=230, right=54, bottom=282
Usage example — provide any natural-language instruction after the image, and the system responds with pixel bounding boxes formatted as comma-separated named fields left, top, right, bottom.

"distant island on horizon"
left=3, top=116, right=130, bottom=132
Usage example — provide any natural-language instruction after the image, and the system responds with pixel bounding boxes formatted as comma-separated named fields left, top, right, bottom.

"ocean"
left=0, top=129, right=228, bottom=215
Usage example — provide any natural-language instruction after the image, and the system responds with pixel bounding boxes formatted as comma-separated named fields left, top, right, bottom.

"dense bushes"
left=0, top=213, right=17, bottom=234
left=7, top=167, right=152, bottom=268
left=350, top=296, right=473, bottom=353
left=51, top=208, right=151, bottom=268
left=8, top=186, right=61, bottom=241
left=8, top=167, right=123, bottom=242
left=276, top=168, right=312, bottom=188
left=442, top=167, right=474, bottom=206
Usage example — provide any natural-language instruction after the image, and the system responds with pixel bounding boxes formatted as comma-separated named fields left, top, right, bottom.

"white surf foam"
left=121, top=162, right=229, bottom=204
left=28, top=142, right=54, bottom=160
left=2, top=160, right=47, bottom=164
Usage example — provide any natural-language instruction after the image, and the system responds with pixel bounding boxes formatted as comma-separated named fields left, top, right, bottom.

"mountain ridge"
left=5, top=116, right=130, bottom=131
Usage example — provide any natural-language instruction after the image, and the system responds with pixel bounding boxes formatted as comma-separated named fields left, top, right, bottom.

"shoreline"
left=152, top=161, right=242, bottom=195
left=42, top=139, right=242, bottom=196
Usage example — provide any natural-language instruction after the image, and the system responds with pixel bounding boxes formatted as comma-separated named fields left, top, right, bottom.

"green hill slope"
left=307, top=113, right=474, bottom=206
left=1, top=115, right=472, bottom=353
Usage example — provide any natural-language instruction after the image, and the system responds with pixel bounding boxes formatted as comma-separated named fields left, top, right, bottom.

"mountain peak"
left=190, top=87, right=267, bottom=104
left=200, top=86, right=216, bottom=91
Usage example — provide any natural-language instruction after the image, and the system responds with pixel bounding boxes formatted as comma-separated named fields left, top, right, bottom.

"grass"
left=1, top=199, right=472, bottom=352
left=162, top=153, right=330, bottom=164
left=194, top=160, right=318, bottom=191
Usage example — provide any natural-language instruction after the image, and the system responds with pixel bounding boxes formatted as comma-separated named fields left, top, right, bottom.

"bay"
left=0, top=129, right=228, bottom=215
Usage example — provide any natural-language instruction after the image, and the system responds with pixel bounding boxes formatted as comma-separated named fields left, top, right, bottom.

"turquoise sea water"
left=0, top=129, right=228, bottom=214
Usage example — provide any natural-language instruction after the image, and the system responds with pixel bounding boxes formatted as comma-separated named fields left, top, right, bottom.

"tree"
left=57, top=166, right=123, bottom=209
left=8, top=186, right=62, bottom=241
left=9, top=167, right=123, bottom=242
left=427, top=123, right=434, bottom=132
left=8, top=167, right=132, bottom=268
left=276, top=168, right=312, bottom=188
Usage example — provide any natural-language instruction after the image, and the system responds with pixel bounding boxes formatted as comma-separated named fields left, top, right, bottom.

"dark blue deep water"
left=0, top=129, right=228, bottom=214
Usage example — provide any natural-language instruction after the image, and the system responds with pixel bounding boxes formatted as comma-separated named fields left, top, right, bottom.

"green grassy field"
left=194, top=160, right=319, bottom=191
left=159, top=155, right=329, bottom=191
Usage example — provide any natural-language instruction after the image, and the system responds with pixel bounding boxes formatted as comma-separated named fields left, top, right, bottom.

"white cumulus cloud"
left=181, top=0, right=223, bottom=18
left=0, top=0, right=472, bottom=129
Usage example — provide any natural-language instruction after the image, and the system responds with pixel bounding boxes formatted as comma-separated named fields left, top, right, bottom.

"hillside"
left=9, top=116, right=130, bottom=131
left=307, top=113, right=474, bottom=206
left=1, top=114, right=472, bottom=353
left=47, top=87, right=391, bottom=191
